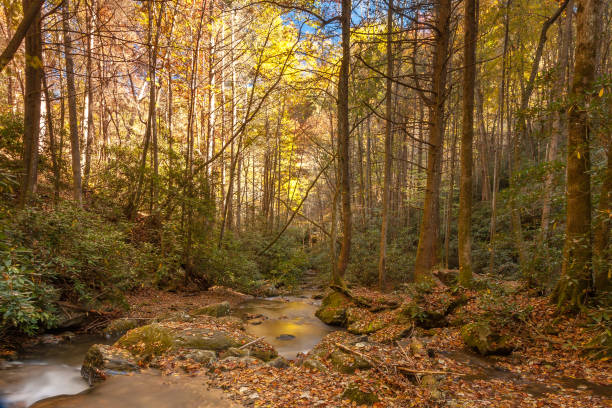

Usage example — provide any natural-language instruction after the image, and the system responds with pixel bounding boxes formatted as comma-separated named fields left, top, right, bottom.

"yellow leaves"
left=598, top=88, right=605, bottom=98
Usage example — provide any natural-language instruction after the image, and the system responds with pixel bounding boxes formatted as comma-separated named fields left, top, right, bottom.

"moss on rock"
left=341, top=384, right=379, bottom=405
left=190, top=301, right=231, bottom=317
left=115, top=324, right=174, bottom=360
left=315, top=291, right=352, bottom=326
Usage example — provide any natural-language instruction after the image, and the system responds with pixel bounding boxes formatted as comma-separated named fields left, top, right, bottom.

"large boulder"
left=115, top=324, right=174, bottom=361
left=461, top=321, right=514, bottom=355
left=81, top=344, right=139, bottom=384
left=190, top=301, right=231, bottom=317
left=315, top=291, right=352, bottom=326
left=174, top=330, right=243, bottom=351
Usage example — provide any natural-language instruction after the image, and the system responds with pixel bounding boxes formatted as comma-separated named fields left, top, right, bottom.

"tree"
left=458, top=0, right=477, bottom=286
left=62, top=0, right=82, bottom=206
left=554, top=0, right=604, bottom=311
left=333, top=0, right=352, bottom=287
left=378, top=0, right=393, bottom=290
left=413, top=0, right=451, bottom=282
left=18, top=0, right=42, bottom=206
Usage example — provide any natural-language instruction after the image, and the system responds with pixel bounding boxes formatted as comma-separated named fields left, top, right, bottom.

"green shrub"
left=0, top=257, right=58, bottom=336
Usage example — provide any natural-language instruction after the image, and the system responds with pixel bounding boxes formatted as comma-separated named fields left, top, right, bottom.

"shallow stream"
left=0, top=295, right=332, bottom=407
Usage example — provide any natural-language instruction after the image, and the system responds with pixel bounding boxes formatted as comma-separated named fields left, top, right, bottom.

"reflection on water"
left=235, top=297, right=336, bottom=359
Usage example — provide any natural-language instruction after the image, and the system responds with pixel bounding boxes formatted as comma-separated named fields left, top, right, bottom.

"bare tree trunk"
left=458, top=0, right=477, bottom=286
left=62, top=0, right=82, bottom=206
left=18, top=0, right=42, bottom=206
left=333, top=0, right=352, bottom=287
left=553, top=0, right=603, bottom=311
left=378, top=0, right=393, bottom=290
left=593, top=142, right=611, bottom=292
left=541, top=0, right=573, bottom=240
left=42, top=71, right=60, bottom=203
left=414, top=0, right=451, bottom=282
left=82, top=0, right=95, bottom=191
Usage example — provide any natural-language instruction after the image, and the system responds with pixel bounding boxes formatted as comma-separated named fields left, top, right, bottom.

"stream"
left=1, top=294, right=610, bottom=407
left=0, top=295, right=333, bottom=407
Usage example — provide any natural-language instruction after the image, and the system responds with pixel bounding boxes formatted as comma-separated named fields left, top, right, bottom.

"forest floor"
left=109, top=279, right=612, bottom=408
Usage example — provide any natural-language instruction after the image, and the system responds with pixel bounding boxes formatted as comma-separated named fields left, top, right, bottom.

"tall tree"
left=413, top=0, right=451, bottom=282
left=458, top=0, right=477, bottom=286
left=333, top=0, right=352, bottom=287
left=62, top=0, right=82, bottom=206
left=554, top=0, right=604, bottom=310
left=18, top=0, right=42, bottom=206
left=378, top=0, right=393, bottom=290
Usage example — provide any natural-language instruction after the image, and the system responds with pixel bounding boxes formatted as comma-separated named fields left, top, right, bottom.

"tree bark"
left=458, top=0, right=477, bottom=286
left=0, top=0, right=42, bottom=73
left=334, top=0, right=352, bottom=287
left=378, top=0, right=393, bottom=290
left=18, top=0, right=42, bottom=207
left=554, top=0, right=603, bottom=311
left=62, top=0, right=82, bottom=206
left=413, top=0, right=451, bottom=282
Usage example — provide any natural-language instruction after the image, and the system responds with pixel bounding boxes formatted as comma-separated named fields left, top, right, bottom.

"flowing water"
left=0, top=336, right=110, bottom=408
left=0, top=294, right=332, bottom=407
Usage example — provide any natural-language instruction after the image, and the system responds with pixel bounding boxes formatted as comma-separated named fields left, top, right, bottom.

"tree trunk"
left=18, top=0, right=42, bottom=206
left=333, top=0, right=352, bottom=287
left=378, top=0, right=393, bottom=290
left=541, top=1, right=573, bottom=241
left=593, top=142, right=611, bottom=293
left=62, top=0, right=82, bottom=206
left=553, top=0, right=603, bottom=311
left=458, top=0, right=477, bottom=286
left=414, top=0, right=451, bottom=282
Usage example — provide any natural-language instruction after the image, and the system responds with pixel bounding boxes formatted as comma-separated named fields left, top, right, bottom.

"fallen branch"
left=334, top=342, right=404, bottom=390
left=239, top=336, right=265, bottom=350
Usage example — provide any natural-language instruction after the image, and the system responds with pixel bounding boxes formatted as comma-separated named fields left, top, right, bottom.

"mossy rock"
left=115, top=324, right=174, bottom=360
left=190, top=301, right=231, bottom=317
left=315, top=291, right=352, bottom=326
left=302, top=357, right=327, bottom=372
left=183, top=349, right=217, bottom=364
left=342, top=384, right=379, bottom=405
left=396, top=301, right=446, bottom=329
left=461, top=321, right=514, bottom=355
left=81, top=344, right=139, bottom=383
left=103, top=319, right=141, bottom=337
left=174, top=330, right=242, bottom=351
left=249, top=347, right=278, bottom=362
left=329, top=350, right=371, bottom=374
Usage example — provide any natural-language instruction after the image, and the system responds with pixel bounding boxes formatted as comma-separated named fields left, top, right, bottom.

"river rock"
left=81, top=344, right=139, bottom=383
left=341, top=384, right=379, bottom=405
left=315, top=291, right=351, bottom=326
left=329, top=350, right=371, bottom=374
left=302, top=357, right=327, bottom=372
left=267, top=356, right=289, bottom=368
left=115, top=324, right=174, bottom=361
left=220, top=347, right=249, bottom=358
left=277, top=334, right=295, bottom=340
left=461, top=321, right=514, bottom=355
left=103, top=319, right=141, bottom=337
left=190, top=301, right=231, bottom=317
left=183, top=349, right=217, bottom=364
left=174, top=330, right=242, bottom=351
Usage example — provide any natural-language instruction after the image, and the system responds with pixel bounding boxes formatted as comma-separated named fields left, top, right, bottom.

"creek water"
left=235, top=295, right=336, bottom=359
left=0, top=295, right=331, bottom=407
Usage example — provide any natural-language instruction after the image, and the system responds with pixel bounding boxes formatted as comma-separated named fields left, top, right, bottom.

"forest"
left=0, top=0, right=610, bottom=406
